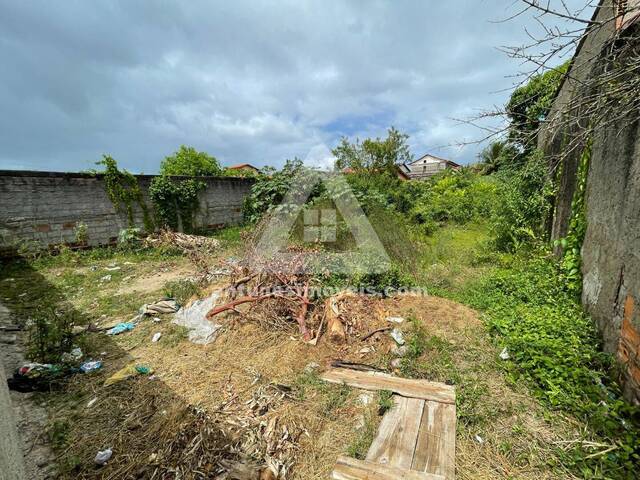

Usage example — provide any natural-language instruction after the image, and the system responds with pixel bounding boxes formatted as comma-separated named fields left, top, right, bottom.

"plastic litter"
left=106, top=322, right=135, bottom=335
left=100, top=274, right=112, bottom=282
left=390, top=328, right=406, bottom=346
left=87, top=397, right=98, bottom=408
left=391, top=345, right=409, bottom=357
left=104, top=363, right=154, bottom=386
left=7, top=363, right=63, bottom=392
left=475, top=435, right=484, bottom=444
left=172, top=293, right=223, bottom=344
left=61, top=347, right=83, bottom=363
left=94, top=448, right=112, bottom=465
left=386, top=316, right=405, bottom=324
left=104, top=266, right=121, bottom=271
left=151, top=332, right=162, bottom=343
left=80, top=360, right=103, bottom=373
left=499, top=347, right=510, bottom=360
left=140, top=299, right=180, bottom=316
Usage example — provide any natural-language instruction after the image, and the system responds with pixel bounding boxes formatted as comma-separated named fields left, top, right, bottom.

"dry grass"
left=5, top=233, right=582, bottom=479
left=43, top=291, right=581, bottom=479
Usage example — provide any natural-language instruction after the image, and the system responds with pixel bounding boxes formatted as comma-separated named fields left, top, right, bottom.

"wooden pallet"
left=322, top=368, right=456, bottom=480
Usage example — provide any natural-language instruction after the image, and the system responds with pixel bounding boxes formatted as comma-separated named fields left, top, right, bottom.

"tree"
left=506, top=61, right=569, bottom=152
left=159, top=146, right=221, bottom=176
left=477, top=140, right=519, bottom=174
left=333, top=127, right=412, bottom=175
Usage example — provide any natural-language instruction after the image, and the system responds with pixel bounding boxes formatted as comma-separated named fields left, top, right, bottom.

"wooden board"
left=366, top=396, right=425, bottom=469
left=321, top=368, right=455, bottom=404
left=332, top=456, right=445, bottom=480
left=411, top=400, right=456, bottom=479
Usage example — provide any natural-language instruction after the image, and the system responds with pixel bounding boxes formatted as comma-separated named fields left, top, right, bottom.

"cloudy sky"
left=0, top=1, right=591, bottom=173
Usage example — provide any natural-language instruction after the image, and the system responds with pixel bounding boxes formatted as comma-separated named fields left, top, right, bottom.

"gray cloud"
left=0, top=0, right=592, bottom=172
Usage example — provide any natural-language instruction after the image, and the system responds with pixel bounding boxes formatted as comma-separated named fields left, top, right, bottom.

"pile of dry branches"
left=145, top=229, right=221, bottom=273
left=205, top=251, right=319, bottom=343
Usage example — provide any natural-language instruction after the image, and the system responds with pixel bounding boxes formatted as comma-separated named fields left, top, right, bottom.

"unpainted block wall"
left=581, top=117, right=640, bottom=405
left=0, top=171, right=253, bottom=250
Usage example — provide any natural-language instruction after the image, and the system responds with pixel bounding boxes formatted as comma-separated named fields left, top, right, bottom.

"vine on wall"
left=557, top=139, right=591, bottom=294
left=148, top=176, right=205, bottom=233
left=97, top=155, right=154, bottom=231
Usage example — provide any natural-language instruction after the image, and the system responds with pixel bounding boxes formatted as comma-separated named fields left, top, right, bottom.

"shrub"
left=462, top=255, right=640, bottom=477
left=491, top=150, right=555, bottom=251
left=159, top=146, right=221, bottom=177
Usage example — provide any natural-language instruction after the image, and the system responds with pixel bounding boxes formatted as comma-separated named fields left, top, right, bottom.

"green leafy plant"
left=97, top=155, right=153, bottom=231
left=333, top=126, right=413, bottom=175
left=506, top=62, right=569, bottom=152
left=149, top=176, right=205, bottom=232
left=491, top=149, right=556, bottom=251
left=159, top=145, right=221, bottom=177
left=556, top=140, right=591, bottom=295
left=73, top=222, right=88, bottom=245
left=461, top=255, right=640, bottom=477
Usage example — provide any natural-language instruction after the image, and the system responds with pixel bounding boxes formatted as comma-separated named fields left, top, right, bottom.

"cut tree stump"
left=322, top=367, right=456, bottom=480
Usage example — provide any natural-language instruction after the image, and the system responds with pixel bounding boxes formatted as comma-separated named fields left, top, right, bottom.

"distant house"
left=403, top=154, right=460, bottom=180
left=228, top=163, right=260, bottom=173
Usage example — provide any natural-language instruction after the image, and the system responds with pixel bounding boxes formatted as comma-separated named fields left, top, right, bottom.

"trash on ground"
left=80, top=360, right=102, bottom=373
left=173, top=293, right=223, bottom=344
left=304, top=362, right=320, bottom=374
left=386, top=316, right=405, bottom=323
left=100, top=274, right=112, bottom=282
left=140, top=299, right=180, bottom=316
left=390, top=328, right=406, bottom=345
left=104, top=266, right=121, bottom=271
left=94, top=448, right=112, bottom=465
left=475, top=435, right=484, bottom=444
left=106, top=322, right=135, bottom=335
left=87, top=397, right=98, bottom=408
left=7, top=363, right=64, bottom=392
left=61, top=347, right=83, bottom=363
left=151, top=332, right=162, bottom=343
left=499, top=347, right=510, bottom=360
left=391, top=345, right=409, bottom=357
left=104, top=363, right=154, bottom=386
left=358, top=392, right=374, bottom=406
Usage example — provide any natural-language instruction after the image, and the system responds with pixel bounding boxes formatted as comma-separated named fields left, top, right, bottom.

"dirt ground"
left=0, top=232, right=581, bottom=479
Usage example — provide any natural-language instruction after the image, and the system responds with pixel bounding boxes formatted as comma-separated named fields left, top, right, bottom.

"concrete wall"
left=582, top=115, right=640, bottom=404
left=0, top=171, right=253, bottom=251
left=540, top=0, right=640, bottom=403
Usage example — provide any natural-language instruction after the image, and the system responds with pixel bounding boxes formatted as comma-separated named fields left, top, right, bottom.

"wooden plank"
left=366, top=396, right=425, bottom=469
left=411, top=400, right=456, bottom=479
left=332, top=456, right=445, bottom=480
left=321, top=368, right=455, bottom=404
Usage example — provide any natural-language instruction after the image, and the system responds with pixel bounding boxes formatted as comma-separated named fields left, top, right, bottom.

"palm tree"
left=478, top=140, right=511, bottom=174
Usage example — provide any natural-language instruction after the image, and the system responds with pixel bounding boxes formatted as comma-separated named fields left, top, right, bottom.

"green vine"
left=149, top=176, right=205, bottom=233
left=97, top=155, right=154, bottom=231
left=557, top=139, right=591, bottom=294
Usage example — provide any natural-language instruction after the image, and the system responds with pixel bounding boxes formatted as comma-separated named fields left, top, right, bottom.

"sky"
left=0, top=1, right=593, bottom=173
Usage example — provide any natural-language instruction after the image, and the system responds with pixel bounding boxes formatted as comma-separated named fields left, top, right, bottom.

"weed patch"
left=460, top=254, right=640, bottom=477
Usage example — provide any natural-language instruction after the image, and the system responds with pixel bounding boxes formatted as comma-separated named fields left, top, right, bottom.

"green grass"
left=163, top=279, right=201, bottom=306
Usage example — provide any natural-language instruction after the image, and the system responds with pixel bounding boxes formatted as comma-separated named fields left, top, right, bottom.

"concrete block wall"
left=0, top=171, right=253, bottom=251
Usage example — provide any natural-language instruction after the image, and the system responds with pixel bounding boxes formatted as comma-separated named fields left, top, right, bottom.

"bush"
left=462, top=255, right=640, bottom=477
left=491, top=150, right=555, bottom=251
left=159, top=146, right=221, bottom=177
left=409, top=170, right=500, bottom=227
